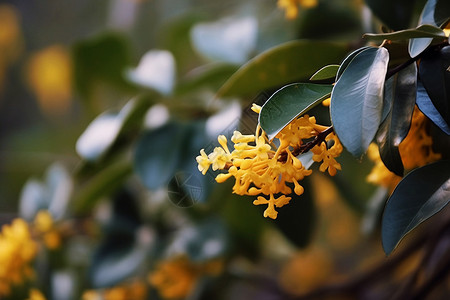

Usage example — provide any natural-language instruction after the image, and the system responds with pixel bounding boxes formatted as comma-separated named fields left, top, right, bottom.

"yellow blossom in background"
left=0, top=219, right=38, bottom=297
left=278, top=247, right=332, bottom=295
left=82, top=280, right=147, bottom=300
left=277, top=0, right=318, bottom=19
left=26, top=45, right=72, bottom=117
left=197, top=106, right=343, bottom=219
left=367, top=106, right=441, bottom=192
left=0, top=4, right=23, bottom=92
left=27, top=289, right=47, bottom=300
left=33, top=210, right=61, bottom=250
left=149, top=256, right=223, bottom=300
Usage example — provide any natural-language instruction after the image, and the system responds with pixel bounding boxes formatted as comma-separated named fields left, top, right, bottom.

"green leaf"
left=217, top=41, right=348, bottom=98
left=377, top=63, right=417, bottom=176
left=90, top=189, right=146, bottom=287
left=73, top=33, right=132, bottom=99
left=363, top=24, right=445, bottom=41
left=19, top=163, right=72, bottom=220
left=76, top=97, right=152, bottom=162
left=382, top=161, right=450, bottom=255
left=365, top=0, right=416, bottom=30
left=418, top=45, right=450, bottom=126
left=419, top=0, right=450, bottom=27
left=408, top=0, right=450, bottom=58
left=309, top=65, right=339, bottom=81
left=134, top=122, right=186, bottom=190
left=166, top=218, right=229, bottom=262
left=331, top=47, right=389, bottom=157
left=259, top=83, right=333, bottom=140
left=336, top=46, right=371, bottom=81
left=416, top=79, right=450, bottom=135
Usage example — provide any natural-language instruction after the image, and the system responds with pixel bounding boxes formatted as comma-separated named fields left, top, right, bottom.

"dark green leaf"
left=365, top=0, right=416, bottom=30
left=331, top=47, right=389, bottom=156
left=419, top=0, right=450, bottom=27
left=363, top=24, right=445, bottom=41
left=217, top=41, right=348, bottom=98
left=309, top=65, right=339, bottom=81
left=166, top=218, right=228, bottom=262
left=382, top=161, right=450, bottom=255
left=419, top=45, right=450, bottom=125
left=134, top=122, right=186, bottom=190
left=336, top=46, right=371, bottom=81
left=259, top=83, right=332, bottom=140
left=19, top=163, right=72, bottom=220
left=408, top=0, right=450, bottom=58
left=377, top=63, right=417, bottom=176
left=90, top=189, right=147, bottom=287
left=76, top=97, right=152, bottom=162
left=73, top=33, right=132, bottom=98
left=416, top=80, right=450, bottom=135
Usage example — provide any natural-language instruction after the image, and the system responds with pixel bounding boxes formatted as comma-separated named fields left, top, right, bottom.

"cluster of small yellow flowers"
left=277, top=0, right=318, bottom=19
left=149, top=256, right=223, bottom=300
left=33, top=210, right=61, bottom=250
left=0, top=219, right=38, bottom=297
left=367, top=106, right=442, bottom=191
left=197, top=104, right=343, bottom=219
left=82, top=280, right=147, bottom=300
left=27, top=289, right=47, bottom=300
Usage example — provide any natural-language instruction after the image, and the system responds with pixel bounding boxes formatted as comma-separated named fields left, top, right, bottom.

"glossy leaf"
left=166, top=218, right=228, bottom=262
left=309, top=65, right=339, bottom=81
left=336, top=46, right=371, bottom=81
left=217, top=41, right=347, bottom=98
left=419, top=45, right=450, bottom=126
left=90, top=189, right=146, bottom=287
left=134, top=122, right=185, bottom=190
left=377, top=63, right=417, bottom=176
left=382, top=161, right=450, bottom=255
left=19, top=163, right=72, bottom=220
left=365, top=0, right=416, bottom=30
left=419, top=0, right=450, bottom=27
left=259, top=83, right=333, bottom=140
left=331, top=47, right=389, bottom=157
left=416, top=80, right=450, bottom=135
left=76, top=97, right=152, bottom=162
left=363, top=24, right=445, bottom=41
left=408, top=0, right=450, bottom=58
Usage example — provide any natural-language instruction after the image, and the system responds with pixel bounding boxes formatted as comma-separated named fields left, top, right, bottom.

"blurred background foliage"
left=0, top=0, right=448, bottom=299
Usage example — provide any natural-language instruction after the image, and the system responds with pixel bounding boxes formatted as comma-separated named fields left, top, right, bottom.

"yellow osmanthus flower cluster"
left=27, top=289, right=47, bottom=300
left=82, top=280, right=148, bottom=300
left=197, top=104, right=343, bottom=219
left=0, top=219, right=38, bottom=296
left=149, top=256, right=223, bottom=300
left=367, top=106, right=442, bottom=192
left=33, top=210, right=61, bottom=250
left=277, top=0, right=318, bottom=19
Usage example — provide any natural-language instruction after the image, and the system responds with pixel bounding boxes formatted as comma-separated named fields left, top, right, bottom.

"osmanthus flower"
left=277, top=0, right=318, bottom=19
left=33, top=210, right=61, bottom=250
left=82, top=280, right=147, bottom=300
left=196, top=104, right=343, bottom=219
left=0, top=219, right=38, bottom=297
left=149, top=256, right=223, bottom=300
left=311, top=133, right=343, bottom=176
left=367, top=106, right=441, bottom=192
left=27, top=289, right=46, bottom=300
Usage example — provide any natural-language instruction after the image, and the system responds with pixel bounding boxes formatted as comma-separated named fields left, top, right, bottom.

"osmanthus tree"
left=5, top=0, right=450, bottom=299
